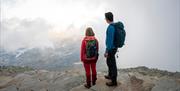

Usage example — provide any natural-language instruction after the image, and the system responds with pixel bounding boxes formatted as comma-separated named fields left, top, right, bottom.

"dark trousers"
left=106, top=49, right=117, bottom=83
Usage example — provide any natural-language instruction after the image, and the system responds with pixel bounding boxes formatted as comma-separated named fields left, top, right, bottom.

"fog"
left=0, top=0, right=180, bottom=72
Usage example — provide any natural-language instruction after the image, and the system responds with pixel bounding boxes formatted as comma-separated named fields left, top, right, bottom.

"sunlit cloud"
left=1, top=0, right=107, bottom=50
left=1, top=0, right=106, bottom=30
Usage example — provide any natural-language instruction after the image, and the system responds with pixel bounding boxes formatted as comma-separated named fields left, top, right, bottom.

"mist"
left=0, top=0, right=180, bottom=72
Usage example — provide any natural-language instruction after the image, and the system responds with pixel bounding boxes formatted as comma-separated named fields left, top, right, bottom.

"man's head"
left=105, top=12, right=114, bottom=23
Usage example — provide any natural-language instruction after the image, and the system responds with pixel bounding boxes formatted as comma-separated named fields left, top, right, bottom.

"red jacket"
left=81, top=36, right=99, bottom=63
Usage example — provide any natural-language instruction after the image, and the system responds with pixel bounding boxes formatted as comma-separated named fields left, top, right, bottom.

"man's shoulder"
left=108, top=24, right=115, bottom=31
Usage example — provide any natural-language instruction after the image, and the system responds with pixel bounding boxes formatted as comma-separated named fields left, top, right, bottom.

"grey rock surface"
left=0, top=66, right=180, bottom=91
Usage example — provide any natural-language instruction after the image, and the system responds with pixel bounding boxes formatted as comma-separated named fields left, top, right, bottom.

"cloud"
left=0, top=18, right=54, bottom=51
left=1, top=0, right=106, bottom=30
left=1, top=0, right=107, bottom=51
left=0, top=0, right=180, bottom=71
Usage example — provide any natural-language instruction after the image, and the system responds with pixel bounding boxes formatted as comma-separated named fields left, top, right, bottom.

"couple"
left=80, top=12, right=125, bottom=88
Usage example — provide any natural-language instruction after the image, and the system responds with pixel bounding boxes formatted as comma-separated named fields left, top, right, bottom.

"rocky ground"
left=0, top=66, right=180, bottom=91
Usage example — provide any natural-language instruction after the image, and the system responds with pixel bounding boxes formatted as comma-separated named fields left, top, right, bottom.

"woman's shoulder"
left=83, top=36, right=98, bottom=42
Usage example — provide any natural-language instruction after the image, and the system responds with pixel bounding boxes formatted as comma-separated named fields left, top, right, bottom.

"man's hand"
left=104, top=52, right=108, bottom=58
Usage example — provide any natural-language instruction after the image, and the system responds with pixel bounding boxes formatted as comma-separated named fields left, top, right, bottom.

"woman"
left=81, top=27, right=99, bottom=88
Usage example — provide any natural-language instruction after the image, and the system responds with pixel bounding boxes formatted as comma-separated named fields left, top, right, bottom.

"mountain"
left=0, top=66, right=179, bottom=91
left=0, top=46, right=80, bottom=70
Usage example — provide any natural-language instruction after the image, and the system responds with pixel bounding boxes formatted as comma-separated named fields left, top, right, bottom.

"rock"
left=70, top=85, right=91, bottom=91
left=129, top=75, right=144, bottom=91
left=0, top=76, right=13, bottom=89
left=70, top=75, right=120, bottom=91
left=152, top=78, right=180, bottom=91
left=0, top=66, right=180, bottom=91
left=0, top=85, right=18, bottom=91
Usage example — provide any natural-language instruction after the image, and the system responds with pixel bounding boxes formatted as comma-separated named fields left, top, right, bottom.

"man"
left=104, top=12, right=118, bottom=86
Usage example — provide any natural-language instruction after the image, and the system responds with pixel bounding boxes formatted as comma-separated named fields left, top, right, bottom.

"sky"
left=0, top=0, right=180, bottom=72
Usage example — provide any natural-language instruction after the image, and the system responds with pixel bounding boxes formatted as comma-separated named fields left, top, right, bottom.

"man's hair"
left=86, top=27, right=95, bottom=36
left=105, top=12, right=114, bottom=22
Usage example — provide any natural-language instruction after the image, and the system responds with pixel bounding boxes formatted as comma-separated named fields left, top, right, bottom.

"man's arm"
left=106, top=25, right=115, bottom=53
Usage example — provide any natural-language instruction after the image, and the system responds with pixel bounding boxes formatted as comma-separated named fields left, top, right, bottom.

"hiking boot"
left=104, top=75, right=111, bottom=80
left=106, top=82, right=117, bottom=86
left=92, top=81, right=96, bottom=85
left=92, top=77, right=97, bottom=86
left=84, top=84, right=91, bottom=89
